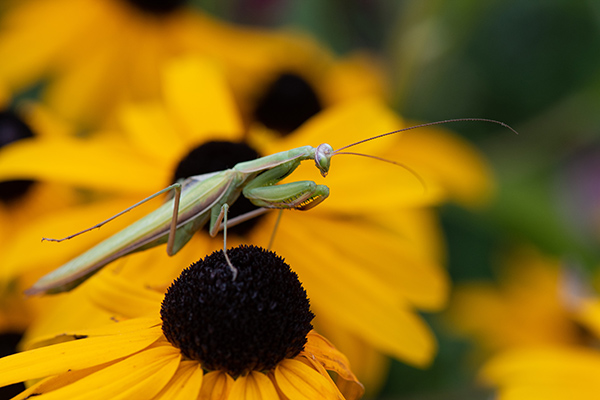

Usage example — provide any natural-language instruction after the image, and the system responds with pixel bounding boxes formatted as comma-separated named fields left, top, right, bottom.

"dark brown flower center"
left=253, top=73, right=322, bottom=135
left=160, top=245, right=314, bottom=376
left=0, top=333, right=25, bottom=397
left=0, top=109, right=36, bottom=203
left=124, top=0, right=187, bottom=15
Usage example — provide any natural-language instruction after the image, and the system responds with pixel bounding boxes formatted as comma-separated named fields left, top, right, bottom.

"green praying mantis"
left=26, top=118, right=516, bottom=296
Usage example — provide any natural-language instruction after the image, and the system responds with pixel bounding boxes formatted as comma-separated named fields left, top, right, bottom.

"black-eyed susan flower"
left=446, top=248, right=588, bottom=356
left=0, top=245, right=364, bottom=400
left=0, top=0, right=380, bottom=129
left=445, top=246, right=600, bottom=400
left=242, top=49, right=388, bottom=136
left=0, top=0, right=224, bottom=126
left=0, top=57, right=493, bottom=390
left=478, top=282, right=600, bottom=400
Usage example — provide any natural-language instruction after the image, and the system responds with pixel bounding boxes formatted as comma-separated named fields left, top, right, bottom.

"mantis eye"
left=315, top=143, right=334, bottom=177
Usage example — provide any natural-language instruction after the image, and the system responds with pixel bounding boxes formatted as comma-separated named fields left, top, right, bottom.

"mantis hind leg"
left=44, top=183, right=183, bottom=243
left=165, top=213, right=209, bottom=256
left=166, top=184, right=182, bottom=256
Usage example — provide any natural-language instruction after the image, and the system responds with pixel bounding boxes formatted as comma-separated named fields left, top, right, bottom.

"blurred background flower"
left=446, top=247, right=600, bottom=400
left=0, top=0, right=599, bottom=399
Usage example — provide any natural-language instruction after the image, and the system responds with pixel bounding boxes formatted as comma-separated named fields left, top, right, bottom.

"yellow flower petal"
left=281, top=210, right=448, bottom=310
left=0, top=137, right=167, bottom=193
left=199, top=370, right=234, bottom=400
left=321, top=51, right=388, bottom=106
left=336, top=379, right=365, bottom=400
left=303, top=331, right=357, bottom=382
left=40, top=0, right=163, bottom=126
left=0, top=324, right=162, bottom=387
left=385, top=125, right=495, bottom=207
left=274, top=358, right=339, bottom=400
left=162, top=57, right=243, bottom=144
left=302, top=331, right=365, bottom=400
left=25, top=316, right=162, bottom=350
left=496, top=385, right=600, bottom=400
left=276, top=214, right=436, bottom=366
left=19, top=102, right=76, bottom=138
left=307, top=328, right=383, bottom=397
left=107, top=239, right=201, bottom=290
left=31, top=344, right=181, bottom=400
left=43, top=22, right=130, bottom=126
left=0, top=283, right=35, bottom=333
left=446, top=249, right=581, bottom=353
left=85, top=269, right=163, bottom=319
left=480, top=347, right=600, bottom=400
left=1, top=197, right=162, bottom=281
left=368, top=208, right=445, bottom=267
left=150, top=361, right=203, bottom=400
left=229, top=371, right=279, bottom=400
left=118, top=102, right=187, bottom=166
left=574, top=298, right=600, bottom=338
left=300, top=355, right=363, bottom=400
left=481, top=346, right=600, bottom=384
left=323, top=157, right=445, bottom=209
left=123, top=14, right=164, bottom=98
left=0, top=0, right=96, bottom=90
left=10, top=360, right=118, bottom=400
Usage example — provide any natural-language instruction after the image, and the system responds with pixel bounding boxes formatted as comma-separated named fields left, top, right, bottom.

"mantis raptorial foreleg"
left=244, top=180, right=329, bottom=210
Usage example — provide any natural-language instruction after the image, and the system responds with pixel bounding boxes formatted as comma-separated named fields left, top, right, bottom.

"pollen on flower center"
left=160, top=245, right=314, bottom=376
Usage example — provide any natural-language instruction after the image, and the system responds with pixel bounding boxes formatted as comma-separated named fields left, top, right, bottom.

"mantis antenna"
left=333, top=151, right=427, bottom=189
left=333, top=118, right=518, bottom=153
left=330, top=118, right=518, bottom=189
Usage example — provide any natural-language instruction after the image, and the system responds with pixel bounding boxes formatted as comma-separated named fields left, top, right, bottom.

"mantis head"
left=315, top=143, right=334, bottom=177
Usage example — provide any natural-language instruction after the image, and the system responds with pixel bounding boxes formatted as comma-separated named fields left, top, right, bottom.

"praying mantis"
left=26, top=118, right=516, bottom=296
